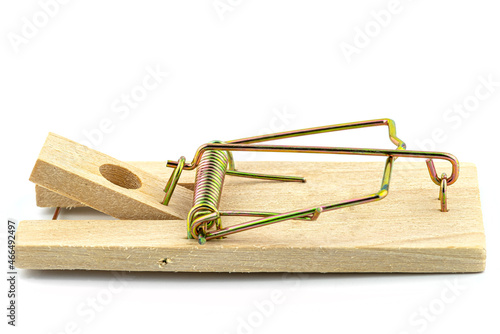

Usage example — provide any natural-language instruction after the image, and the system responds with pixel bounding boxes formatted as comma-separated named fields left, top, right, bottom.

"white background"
left=1, top=1, right=499, bottom=333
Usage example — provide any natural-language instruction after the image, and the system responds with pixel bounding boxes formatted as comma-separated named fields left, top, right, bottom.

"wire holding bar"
left=162, top=118, right=460, bottom=244
left=168, top=144, right=459, bottom=186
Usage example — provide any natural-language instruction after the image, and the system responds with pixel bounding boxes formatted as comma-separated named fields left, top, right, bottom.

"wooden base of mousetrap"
left=16, top=161, right=485, bottom=273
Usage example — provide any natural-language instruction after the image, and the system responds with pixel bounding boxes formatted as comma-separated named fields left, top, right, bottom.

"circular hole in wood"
left=99, top=164, right=142, bottom=189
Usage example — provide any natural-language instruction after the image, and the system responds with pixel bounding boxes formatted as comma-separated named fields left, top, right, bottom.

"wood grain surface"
left=18, top=161, right=485, bottom=273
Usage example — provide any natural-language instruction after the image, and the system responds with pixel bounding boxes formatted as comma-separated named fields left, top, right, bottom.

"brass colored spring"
left=188, top=148, right=229, bottom=239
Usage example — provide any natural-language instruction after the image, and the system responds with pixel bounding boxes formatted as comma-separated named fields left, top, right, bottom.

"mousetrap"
left=15, top=119, right=485, bottom=273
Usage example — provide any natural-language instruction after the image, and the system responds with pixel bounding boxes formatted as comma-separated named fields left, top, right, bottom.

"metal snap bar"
left=161, top=118, right=459, bottom=244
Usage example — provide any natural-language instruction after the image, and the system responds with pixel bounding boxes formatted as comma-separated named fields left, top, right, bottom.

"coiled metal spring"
left=187, top=149, right=228, bottom=240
